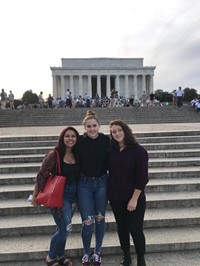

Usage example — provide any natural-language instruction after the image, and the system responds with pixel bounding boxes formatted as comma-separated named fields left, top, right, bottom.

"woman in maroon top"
left=108, top=120, right=149, bottom=266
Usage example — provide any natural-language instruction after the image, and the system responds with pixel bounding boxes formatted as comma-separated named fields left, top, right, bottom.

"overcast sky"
left=0, top=0, right=200, bottom=99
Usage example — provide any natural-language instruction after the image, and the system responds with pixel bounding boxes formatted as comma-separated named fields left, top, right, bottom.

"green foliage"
left=183, top=88, right=198, bottom=102
left=14, top=99, right=23, bottom=108
left=155, top=88, right=198, bottom=103
left=154, top=90, right=173, bottom=102
left=22, top=90, right=38, bottom=104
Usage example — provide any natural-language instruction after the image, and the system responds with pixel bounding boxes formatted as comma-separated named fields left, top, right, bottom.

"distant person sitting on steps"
left=149, top=92, right=155, bottom=106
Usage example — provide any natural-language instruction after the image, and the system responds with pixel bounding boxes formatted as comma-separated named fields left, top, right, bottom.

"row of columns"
left=53, top=74, right=154, bottom=100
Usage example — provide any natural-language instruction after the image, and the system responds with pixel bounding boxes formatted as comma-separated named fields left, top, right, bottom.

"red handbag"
left=35, top=150, right=66, bottom=208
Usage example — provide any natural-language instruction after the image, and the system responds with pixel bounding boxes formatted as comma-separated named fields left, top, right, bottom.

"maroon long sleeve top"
left=108, top=143, right=149, bottom=202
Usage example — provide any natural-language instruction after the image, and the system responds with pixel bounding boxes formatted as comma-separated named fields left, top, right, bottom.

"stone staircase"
left=0, top=131, right=200, bottom=265
left=0, top=105, right=200, bottom=127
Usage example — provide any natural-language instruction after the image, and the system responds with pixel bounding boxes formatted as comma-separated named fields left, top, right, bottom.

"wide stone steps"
left=1, top=142, right=200, bottom=156
left=1, top=157, right=200, bottom=173
left=1, top=164, right=200, bottom=175
left=0, top=165, right=200, bottom=186
left=1, top=134, right=200, bottom=147
left=1, top=191, right=200, bottom=217
left=149, top=166, right=200, bottom=178
left=1, top=136, right=200, bottom=150
left=0, top=147, right=52, bottom=156
left=1, top=177, right=200, bottom=199
left=148, top=149, right=200, bottom=158
left=0, top=140, right=56, bottom=148
left=1, top=251, right=200, bottom=266
left=1, top=130, right=200, bottom=143
left=0, top=106, right=200, bottom=127
left=0, top=149, right=200, bottom=163
left=0, top=130, right=200, bottom=263
left=1, top=149, right=200, bottom=163
left=0, top=227, right=200, bottom=262
left=0, top=207, right=200, bottom=237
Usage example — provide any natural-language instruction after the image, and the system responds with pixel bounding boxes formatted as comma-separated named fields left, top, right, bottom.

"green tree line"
left=155, top=87, right=199, bottom=103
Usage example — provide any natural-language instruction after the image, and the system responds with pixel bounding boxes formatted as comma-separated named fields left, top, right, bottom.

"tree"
left=22, top=90, right=38, bottom=105
left=154, top=89, right=173, bottom=103
left=183, top=88, right=198, bottom=102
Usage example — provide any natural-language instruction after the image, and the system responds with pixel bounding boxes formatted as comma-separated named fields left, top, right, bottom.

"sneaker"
left=91, top=253, right=102, bottom=266
left=82, top=254, right=91, bottom=266
left=120, top=255, right=132, bottom=266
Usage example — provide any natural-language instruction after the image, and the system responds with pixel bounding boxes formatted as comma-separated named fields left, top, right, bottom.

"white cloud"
left=0, top=0, right=200, bottom=99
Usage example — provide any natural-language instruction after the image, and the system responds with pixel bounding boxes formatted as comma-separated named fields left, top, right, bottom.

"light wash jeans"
left=77, top=174, right=108, bottom=255
left=49, top=184, right=77, bottom=259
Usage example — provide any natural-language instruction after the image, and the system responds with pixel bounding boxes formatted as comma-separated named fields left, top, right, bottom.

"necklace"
left=119, top=145, right=125, bottom=151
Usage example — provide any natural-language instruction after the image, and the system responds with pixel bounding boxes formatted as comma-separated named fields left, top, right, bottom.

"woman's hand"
left=31, top=183, right=41, bottom=207
left=127, top=188, right=142, bottom=211
left=127, top=198, right=138, bottom=211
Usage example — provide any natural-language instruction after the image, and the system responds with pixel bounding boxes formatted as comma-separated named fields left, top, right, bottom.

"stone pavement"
left=1, top=123, right=200, bottom=137
left=1, top=251, right=200, bottom=266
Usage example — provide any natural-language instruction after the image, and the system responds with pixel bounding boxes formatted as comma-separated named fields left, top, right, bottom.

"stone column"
left=88, top=75, right=92, bottom=98
left=142, top=75, right=146, bottom=92
left=125, top=75, right=129, bottom=98
left=134, top=75, right=138, bottom=100
left=150, top=75, right=154, bottom=94
left=53, top=75, right=57, bottom=98
left=70, top=75, right=74, bottom=96
left=61, top=75, right=65, bottom=98
left=79, top=75, right=83, bottom=97
left=106, top=75, right=110, bottom=97
left=116, top=75, right=120, bottom=96
left=97, top=75, right=101, bottom=97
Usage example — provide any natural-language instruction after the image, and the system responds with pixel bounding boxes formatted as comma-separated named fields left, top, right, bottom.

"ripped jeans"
left=77, top=174, right=108, bottom=255
left=49, top=184, right=77, bottom=259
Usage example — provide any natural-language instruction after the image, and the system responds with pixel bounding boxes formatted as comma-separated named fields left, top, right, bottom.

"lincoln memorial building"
left=50, top=58, right=156, bottom=100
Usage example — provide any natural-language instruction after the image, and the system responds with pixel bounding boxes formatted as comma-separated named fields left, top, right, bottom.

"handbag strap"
left=55, top=150, right=61, bottom=175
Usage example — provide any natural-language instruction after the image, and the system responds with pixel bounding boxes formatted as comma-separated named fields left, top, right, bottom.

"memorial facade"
left=50, top=58, right=156, bottom=100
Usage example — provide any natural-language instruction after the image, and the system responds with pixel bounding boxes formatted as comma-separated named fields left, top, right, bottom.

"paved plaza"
left=1, top=251, right=200, bottom=266
left=1, top=123, right=200, bottom=137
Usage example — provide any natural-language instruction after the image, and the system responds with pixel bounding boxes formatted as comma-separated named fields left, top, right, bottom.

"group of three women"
left=32, top=110, right=149, bottom=266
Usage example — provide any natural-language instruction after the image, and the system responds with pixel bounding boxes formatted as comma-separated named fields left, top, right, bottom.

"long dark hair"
left=55, top=126, right=80, bottom=159
left=109, top=120, right=137, bottom=151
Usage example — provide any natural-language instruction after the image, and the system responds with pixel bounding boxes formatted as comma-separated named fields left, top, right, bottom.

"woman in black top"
left=77, top=110, right=110, bottom=266
left=32, top=126, right=79, bottom=266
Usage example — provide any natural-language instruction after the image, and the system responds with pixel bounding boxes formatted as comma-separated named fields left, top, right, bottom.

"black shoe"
left=137, top=255, right=146, bottom=266
left=120, top=255, right=132, bottom=266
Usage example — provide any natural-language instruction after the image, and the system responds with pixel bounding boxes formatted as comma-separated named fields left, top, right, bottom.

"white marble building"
left=50, top=58, right=156, bottom=100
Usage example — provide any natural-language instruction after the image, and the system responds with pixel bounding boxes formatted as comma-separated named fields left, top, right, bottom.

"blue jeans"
left=49, top=184, right=77, bottom=259
left=77, top=174, right=108, bottom=255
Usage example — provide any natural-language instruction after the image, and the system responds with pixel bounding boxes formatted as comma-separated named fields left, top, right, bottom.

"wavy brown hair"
left=109, top=120, right=137, bottom=151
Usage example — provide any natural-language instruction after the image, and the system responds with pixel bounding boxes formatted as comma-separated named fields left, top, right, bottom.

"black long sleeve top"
left=79, top=133, right=110, bottom=177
